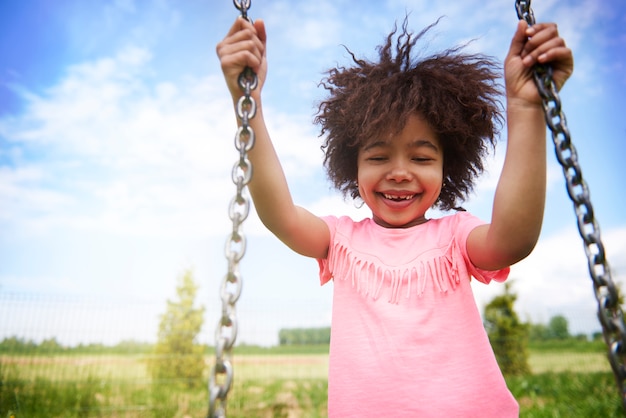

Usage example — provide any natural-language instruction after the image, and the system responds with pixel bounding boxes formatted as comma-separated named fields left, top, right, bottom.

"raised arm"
left=216, top=17, right=330, bottom=259
left=468, top=20, right=573, bottom=271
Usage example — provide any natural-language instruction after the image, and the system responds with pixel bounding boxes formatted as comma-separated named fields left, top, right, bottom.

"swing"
left=208, top=1, right=626, bottom=416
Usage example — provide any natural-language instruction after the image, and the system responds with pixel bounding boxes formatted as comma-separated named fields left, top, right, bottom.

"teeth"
left=383, top=193, right=414, bottom=201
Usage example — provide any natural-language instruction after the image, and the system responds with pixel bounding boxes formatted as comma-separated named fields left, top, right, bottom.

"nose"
left=386, top=160, right=412, bottom=182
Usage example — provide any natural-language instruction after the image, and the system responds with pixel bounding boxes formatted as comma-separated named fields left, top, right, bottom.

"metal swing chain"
left=515, top=0, right=626, bottom=410
left=208, top=1, right=256, bottom=417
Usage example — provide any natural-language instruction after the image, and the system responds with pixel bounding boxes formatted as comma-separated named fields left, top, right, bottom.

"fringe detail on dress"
left=328, top=241, right=462, bottom=304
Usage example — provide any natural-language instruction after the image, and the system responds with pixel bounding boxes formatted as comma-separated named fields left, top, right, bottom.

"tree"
left=150, top=270, right=206, bottom=388
left=278, top=327, right=331, bottom=345
left=39, top=338, right=64, bottom=353
left=528, top=322, right=549, bottom=341
left=547, top=314, right=570, bottom=339
left=483, top=282, right=530, bottom=376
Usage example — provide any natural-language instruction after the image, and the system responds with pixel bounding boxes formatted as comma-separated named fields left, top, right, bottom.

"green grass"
left=509, top=372, right=623, bottom=417
left=233, top=344, right=332, bottom=355
left=528, top=339, right=607, bottom=353
left=1, top=346, right=624, bottom=417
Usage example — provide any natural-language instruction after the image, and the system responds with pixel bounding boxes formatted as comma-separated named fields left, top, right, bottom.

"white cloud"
left=264, top=1, right=342, bottom=51
left=1, top=49, right=218, bottom=237
left=0, top=165, right=74, bottom=226
left=0, top=41, right=333, bottom=241
left=265, top=111, right=324, bottom=178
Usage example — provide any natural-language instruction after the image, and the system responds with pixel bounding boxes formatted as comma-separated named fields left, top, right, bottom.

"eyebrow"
left=362, top=139, right=439, bottom=152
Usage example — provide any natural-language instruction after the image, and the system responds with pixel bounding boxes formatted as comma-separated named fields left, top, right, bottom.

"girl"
left=217, top=15, right=573, bottom=417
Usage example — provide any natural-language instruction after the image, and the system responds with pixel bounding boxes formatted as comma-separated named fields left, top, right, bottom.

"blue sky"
left=1, top=0, right=625, bottom=347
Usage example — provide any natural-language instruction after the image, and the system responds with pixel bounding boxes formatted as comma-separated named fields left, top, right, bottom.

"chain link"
left=208, top=1, right=256, bottom=417
left=515, top=0, right=626, bottom=411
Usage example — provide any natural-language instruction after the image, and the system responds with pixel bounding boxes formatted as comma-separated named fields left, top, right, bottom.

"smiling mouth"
left=382, top=193, right=415, bottom=201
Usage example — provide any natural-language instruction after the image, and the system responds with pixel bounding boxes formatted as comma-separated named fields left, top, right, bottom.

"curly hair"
left=314, top=18, right=504, bottom=211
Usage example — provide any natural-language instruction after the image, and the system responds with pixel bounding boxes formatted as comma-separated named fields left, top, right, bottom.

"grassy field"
left=1, top=345, right=624, bottom=417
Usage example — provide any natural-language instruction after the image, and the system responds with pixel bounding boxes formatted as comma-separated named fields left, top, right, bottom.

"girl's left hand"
left=505, top=20, right=574, bottom=106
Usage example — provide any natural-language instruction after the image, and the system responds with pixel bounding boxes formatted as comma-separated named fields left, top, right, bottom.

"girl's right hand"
left=216, top=17, right=267, bottom=102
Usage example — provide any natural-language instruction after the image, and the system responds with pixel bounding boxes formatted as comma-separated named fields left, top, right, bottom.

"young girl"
left=217, top=15, right=573, bottom=417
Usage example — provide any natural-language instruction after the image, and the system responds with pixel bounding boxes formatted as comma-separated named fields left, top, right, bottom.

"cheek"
left=427, top=166, right=445, bottom=191
left=356, top=165, right=375, bottom=189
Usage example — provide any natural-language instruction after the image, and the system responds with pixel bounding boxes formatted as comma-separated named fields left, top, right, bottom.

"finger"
left=525, top=22, right=558, bottom=35
left=252, top=19, right=267, bottom=68
left=221, top=20, right=260, bottom=50
left=521, top=23, right=560, bottom=58
left=225, top=15, right=256, bottom=37
left=254, top=18, right=267, bottom=44
left=222, top=29, right=264, bottom=55
left=507, top=20, right=529, bottom=59
left=218, top=40, right=264, bottom=72
left=522, top=36, right=567, bottom=67
left=537, top=45, right=573, bottom=67
left=217, top=22, right=264, bottom=64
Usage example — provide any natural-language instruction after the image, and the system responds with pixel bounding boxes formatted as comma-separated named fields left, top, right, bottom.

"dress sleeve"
left=454, top=212, right=510, bottom=284
left=317, top=215, right=338, bottom=286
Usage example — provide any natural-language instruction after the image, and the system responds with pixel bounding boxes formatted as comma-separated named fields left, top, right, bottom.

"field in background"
left=1, top=343, right=624, bottom=417
left=0, top=349, right=611, bottom=384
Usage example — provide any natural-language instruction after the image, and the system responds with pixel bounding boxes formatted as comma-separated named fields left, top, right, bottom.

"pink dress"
left=318, top=212, right=519, bottom=417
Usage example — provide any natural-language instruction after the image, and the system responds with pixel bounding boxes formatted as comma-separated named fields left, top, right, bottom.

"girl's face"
left=357, top=113, right=443, bottom=228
